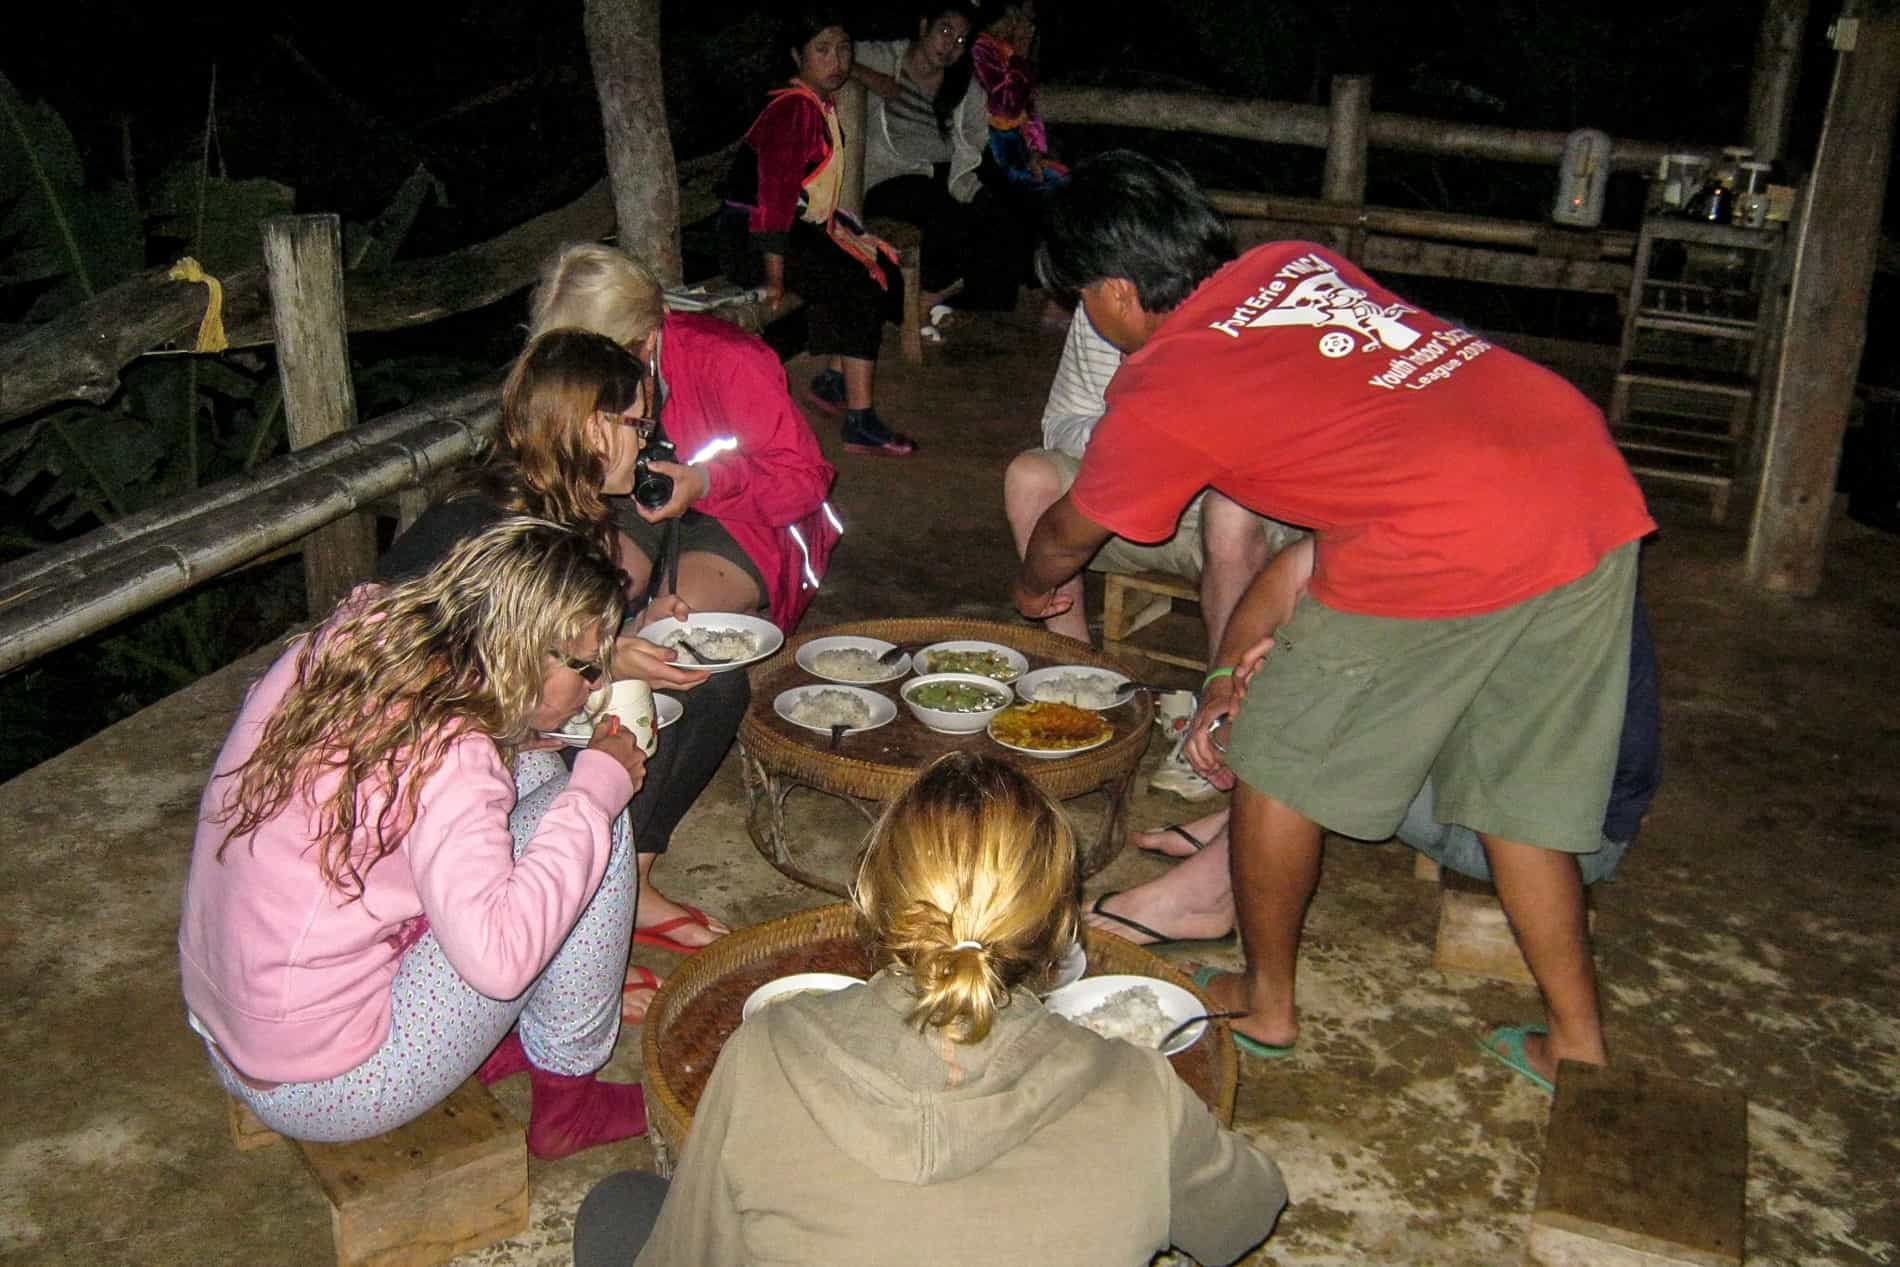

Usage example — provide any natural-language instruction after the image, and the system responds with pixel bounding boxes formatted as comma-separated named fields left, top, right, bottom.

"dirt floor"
left=1, top=306, right=1896, bottom=1267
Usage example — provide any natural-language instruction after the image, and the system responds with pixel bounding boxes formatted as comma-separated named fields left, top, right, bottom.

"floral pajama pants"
left=205, top=750, right=635, bottom=1142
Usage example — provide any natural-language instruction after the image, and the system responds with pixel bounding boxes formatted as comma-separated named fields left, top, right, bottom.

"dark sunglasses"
left=548, top=649, right=607, bottom=685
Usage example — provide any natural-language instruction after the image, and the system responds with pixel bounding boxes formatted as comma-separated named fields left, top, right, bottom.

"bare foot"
left=1196, top=968, right=1299, bottom=1050
left=621, top=964, right=663, bottom=1024
left=635, top=884, right=728, bottom=949
left=1130, top=811, right=1229, bottom=860
left=1085, top=887, right=1234, bottom=946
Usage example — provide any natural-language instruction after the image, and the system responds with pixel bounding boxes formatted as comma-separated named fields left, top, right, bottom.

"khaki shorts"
left=1223, top=543, right=1639, bottom=853
left=1039, top=449, right=1301, bottom=580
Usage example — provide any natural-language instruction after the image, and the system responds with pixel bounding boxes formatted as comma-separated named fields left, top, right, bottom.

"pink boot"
left=476, top=1031, right=530, bottom=1085
left=526, top=1066, right=648, bottom=1160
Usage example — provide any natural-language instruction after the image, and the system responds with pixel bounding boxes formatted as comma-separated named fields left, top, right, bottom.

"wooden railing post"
left=1745, top=9, right=1900, bottom=593
left=836, top=79, right=868, bottom=218
left=1745, top=0, right=1811, bottom=162
left=262, top=214, right=376, bottom=616
left=1323, top=75, right=1372, bottom=259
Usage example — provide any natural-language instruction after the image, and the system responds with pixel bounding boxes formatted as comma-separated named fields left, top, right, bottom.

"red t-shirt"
left=1070, top=243, right=1656, bottom=618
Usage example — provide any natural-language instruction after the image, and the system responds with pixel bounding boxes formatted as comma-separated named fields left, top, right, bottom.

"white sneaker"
left=1148, top=734, right=1221, bottom=801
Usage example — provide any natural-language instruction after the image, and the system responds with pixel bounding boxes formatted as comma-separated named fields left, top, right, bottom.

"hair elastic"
left=951, top=940, right=984, bottom=951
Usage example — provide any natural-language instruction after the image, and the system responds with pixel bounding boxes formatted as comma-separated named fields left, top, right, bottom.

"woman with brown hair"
left=573, top=753, right=1287, bottom=1267
left=381, top=329, right=743, bottom=999
left=179, top=517, right=649, bottom=1159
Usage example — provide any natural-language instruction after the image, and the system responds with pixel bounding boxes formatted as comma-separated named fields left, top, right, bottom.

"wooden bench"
left=1528, top=1062, right=1746, bottom=1267
left=702, top=221, right=925, bottom=368
left=1433, top=868, right=1596, bottom=986
left=226, top=1079, right=528, bottom=1267
left=1101, top=570, right=1208, bottom=673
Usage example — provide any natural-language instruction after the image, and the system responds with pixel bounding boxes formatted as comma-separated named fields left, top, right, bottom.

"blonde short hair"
left=528, top=242, right=666, bottom=348
left=853, top=753, right=1080, bottom=1043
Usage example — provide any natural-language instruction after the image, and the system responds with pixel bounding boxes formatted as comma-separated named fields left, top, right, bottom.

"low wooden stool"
left=229, top=1079, right=528, bottom=1267
left=1527, top=1062, right=1746, bottom=1267
left=863, top=217, right=925, bottom=366
left=1102, top=570, right=1207, bottom=673
left=1433, top=869, right=1595, bottom=986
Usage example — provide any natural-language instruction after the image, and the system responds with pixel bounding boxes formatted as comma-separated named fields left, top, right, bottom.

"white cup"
left=585, top=678, right=659, bottom=755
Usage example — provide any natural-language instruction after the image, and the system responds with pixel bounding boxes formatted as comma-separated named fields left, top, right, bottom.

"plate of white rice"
left=1043, top=974, right=1206, bottom=1055
left=1014, top=665, right=1132, bottom=709
left=639, top=612, right=784, bottom=673
left=773, top=685, right=898, bottom=736
left=796, top=635, right=909, bottom=683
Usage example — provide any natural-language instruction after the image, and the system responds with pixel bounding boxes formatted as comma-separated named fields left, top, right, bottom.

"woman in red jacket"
left=718, top=6, right=916, bottom=457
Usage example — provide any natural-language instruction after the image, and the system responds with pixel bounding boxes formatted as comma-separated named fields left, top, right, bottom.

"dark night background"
left=2, top=1, right=1893, bottom=779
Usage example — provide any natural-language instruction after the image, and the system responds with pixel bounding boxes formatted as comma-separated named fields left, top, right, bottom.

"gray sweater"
left=636, top=969, right=1286, bottom=1266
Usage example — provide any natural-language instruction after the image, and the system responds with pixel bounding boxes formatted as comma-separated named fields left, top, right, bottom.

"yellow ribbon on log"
left=166, top=257, right=229, bottom=353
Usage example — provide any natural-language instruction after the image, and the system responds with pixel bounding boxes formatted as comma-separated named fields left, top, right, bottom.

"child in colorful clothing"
left=970, top=3, right=1068, bottom=192
left=721, top=6, right=915, bottom=456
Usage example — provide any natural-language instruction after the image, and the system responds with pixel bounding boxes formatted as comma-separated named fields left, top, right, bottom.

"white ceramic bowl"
left=1013, top=665, right=1132, bottom=709
left=900, top=673, right=1015, bottom=734
left=741, top=972, right=864, bottom=1021
left=796, top=635, right=909, bottom=684
left=1043, top=973, right=1208, bottom=1056
left=911, top=640, right=1028, bottom=683
left=773, top=684, right=898, bottom=736
left=639, top=612, right=784, bottom=672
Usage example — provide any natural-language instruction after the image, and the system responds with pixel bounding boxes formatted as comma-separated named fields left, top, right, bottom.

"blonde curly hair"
left=853, top=753, right=1081, bottom=1043
left=214, top=517, right=628, bottom=901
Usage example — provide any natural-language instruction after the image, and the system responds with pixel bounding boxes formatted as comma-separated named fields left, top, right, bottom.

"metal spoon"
left=828, top=722, right=849, bottom=751
left=1157, top=1010, right=1248, bottom=1052
left=875, top=642, right=915, bottom=668
left=675, top=634, right=739, bottom=665
left=1108, top=680, right=1190, bottom=706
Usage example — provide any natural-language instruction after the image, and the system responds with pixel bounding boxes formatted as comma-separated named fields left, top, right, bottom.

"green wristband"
left=1201, top=666, right=1236, bottom=689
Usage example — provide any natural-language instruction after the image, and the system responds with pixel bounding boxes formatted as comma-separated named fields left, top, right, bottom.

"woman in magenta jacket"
left=179, top=518, right=650, bottom=1159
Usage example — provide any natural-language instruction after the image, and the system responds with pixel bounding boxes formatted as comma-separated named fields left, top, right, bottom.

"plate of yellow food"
left=987, top=700, right=1115, bottom=759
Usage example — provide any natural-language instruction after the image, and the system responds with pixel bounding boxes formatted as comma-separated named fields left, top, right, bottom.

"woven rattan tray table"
left=641, top=903, right=1239, bottom=1174
left=739, top=617, right=1155, bottom=895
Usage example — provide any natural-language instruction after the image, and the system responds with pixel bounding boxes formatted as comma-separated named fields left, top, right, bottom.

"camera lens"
left=633, top=458, right=674, bottom=511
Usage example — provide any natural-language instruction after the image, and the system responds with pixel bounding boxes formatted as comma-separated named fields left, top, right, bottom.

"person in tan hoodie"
left=573, top=752, right=1287, bottom=1267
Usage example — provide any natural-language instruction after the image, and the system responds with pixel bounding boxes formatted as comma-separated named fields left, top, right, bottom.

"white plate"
left=1013, top=665, right=1132, bottom=709
left=544, top=684, right=685, bottom=747
left=1046, top=938, right=1087, bottom=992
left=911, top=640, right=1028, bottom=683
left=1043, top=974, right=1207, bottom=1055
left=773, top=685, right=899, bottom=736
left=986, top=706, right=1114, bottom=760
left=796, top=635, right=910, bottom=684
left=742, top=972, right=865, bottom=1021
left=639, top=613, right=784, bottom=673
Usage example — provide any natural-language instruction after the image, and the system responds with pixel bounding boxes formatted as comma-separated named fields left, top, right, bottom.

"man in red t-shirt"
left=1014, top=152, right=1654, bottom=1092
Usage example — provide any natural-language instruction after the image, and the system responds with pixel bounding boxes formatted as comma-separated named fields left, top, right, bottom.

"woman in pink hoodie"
left=179, top=517, right=649, bottom=1159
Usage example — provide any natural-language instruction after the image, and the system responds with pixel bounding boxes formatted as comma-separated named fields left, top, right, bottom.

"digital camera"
left=632, top=425, right=678, bottom=511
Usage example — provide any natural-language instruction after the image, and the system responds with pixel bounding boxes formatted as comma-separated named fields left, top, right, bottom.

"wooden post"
left=1744, top=8, right=1900, bottom=593
left=261, top=214, right=375, bottom=617
left=836, top=79, right=867, bottom=217
left=1322, top=75, right=1372, bottom=259
left=1745, top=0, right=1811, bottom=162
left=585, top=0, right=683, bottom=283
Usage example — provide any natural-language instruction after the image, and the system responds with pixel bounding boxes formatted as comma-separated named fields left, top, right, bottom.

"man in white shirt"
left=1004, top=311, right=1302, bottom=798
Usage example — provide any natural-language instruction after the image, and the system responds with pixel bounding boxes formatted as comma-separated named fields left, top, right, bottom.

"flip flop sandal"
left=1134, top=823, right=1208, bottom=858
left=633, top=903, right=726, bottom=954
left=1189, top=966, right=1295, bottom=1060
left=622, top=965, right=664, bottom=1025
left=1476, top=1023, right=1555, bottom=1095
left=1089, top=892, right=1235, bottom=950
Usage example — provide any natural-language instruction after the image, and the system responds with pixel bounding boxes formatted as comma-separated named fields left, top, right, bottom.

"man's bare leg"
left=1481, top=834, right=1606, bottom=1080
left=1087, top=830, right=1236, bottom=944
left=1198, top=492, right=1272, bottom=660
left=1199, top=781, right=1322, bottom=1049
left=1004, top=451, right=1090, bottom=643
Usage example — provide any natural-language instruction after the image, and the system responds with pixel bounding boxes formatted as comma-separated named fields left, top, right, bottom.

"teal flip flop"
left=1189, top=966, right=1295, bottom=1060
left=1476, top=1023, right=1556, bottom=1095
